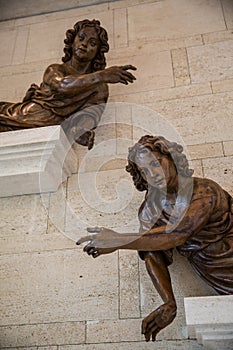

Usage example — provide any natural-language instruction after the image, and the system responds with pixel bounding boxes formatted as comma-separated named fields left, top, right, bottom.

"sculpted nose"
left=148, top=166, right=162, bottom=178
left=81, top=40, right=88, bottom=48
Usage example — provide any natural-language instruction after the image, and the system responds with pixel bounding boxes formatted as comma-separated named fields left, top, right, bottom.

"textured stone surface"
left=0, top=249, right=118, bottom=327
left=119, top=250, right=140, bottom=319
left=188, top=41, right=233, bottom=83
left=202, top=156, right=233, bottom=195
left=171, top=48, right=190, bottom=86
left=0, top=321, right=85, bottom=347
left=59, top=340, right=204, bottom=349
left=0, top=1, right=232, bottom=349
left=148, top=92, right=233, bottom=145
left=184, top=295, right=233, bottom=349
left=127, top=0, right=226, bottom=43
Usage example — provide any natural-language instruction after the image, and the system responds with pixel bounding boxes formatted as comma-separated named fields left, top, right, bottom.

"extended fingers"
left=120, top=65, right=137, bottom=71
left=120, top=70, right=136, bottom=82
left=76, top=235, right=93, bottom=245
left=87, top=226, right=102, bottom=233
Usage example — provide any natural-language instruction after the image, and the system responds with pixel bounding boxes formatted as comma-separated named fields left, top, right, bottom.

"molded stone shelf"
left=184, top=295, right=233, bottom=350
left=0, top=126, right=77, bottom=197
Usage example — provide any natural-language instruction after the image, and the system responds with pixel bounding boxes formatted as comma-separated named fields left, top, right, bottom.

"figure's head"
left=62, top=19, right=109, bottom=71
left=126, top=135, right=193, bottom=191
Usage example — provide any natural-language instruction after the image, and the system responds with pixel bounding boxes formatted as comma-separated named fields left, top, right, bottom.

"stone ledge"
left=184, top=295, right=233, bottom=350
left=0, top=126, right=77, bottom=197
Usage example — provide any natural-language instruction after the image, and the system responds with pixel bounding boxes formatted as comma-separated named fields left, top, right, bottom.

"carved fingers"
left=76, top=227, right=118, bottom=258
left=142, top=303, right=177, bottom=342
left=101, top=65, right=137, bottom=85
left=75, top=130, right=95, bottom=150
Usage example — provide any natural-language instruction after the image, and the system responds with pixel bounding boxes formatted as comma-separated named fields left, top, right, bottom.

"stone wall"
left=0, top=0, right=233, bottom=349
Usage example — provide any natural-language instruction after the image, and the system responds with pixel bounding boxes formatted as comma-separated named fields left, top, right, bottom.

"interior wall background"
left=0, top=0, right=233, bottom=349
left=0, top=0, right=117, bottom=21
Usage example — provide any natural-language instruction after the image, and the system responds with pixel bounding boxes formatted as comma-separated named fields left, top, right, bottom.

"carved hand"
left=142, top=302, right=177, bottom=342
left=76, top=227, right=123, bottom=258
left=99, top=65, right=137, bottom=85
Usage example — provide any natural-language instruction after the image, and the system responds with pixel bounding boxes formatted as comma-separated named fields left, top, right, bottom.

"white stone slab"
left=0, top=126, right=77, bottom=197
left=184, top=295, right=233, bottom=349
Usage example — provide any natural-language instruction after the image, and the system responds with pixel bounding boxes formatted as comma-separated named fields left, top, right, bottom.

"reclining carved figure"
left=77, top=135, right=233, bottom=341
left=0, top=19, right=136, bottom=149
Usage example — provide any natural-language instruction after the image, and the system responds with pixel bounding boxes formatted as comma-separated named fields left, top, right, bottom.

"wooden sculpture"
left=77, top=135, right=233, bottom=341
left=0, top=19, right=136, bottom=149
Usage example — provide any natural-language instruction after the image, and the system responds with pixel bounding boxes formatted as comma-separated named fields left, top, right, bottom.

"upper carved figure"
left=0, top=19, right=136, bottom=149
left=77, top=135, right=233, bottom=341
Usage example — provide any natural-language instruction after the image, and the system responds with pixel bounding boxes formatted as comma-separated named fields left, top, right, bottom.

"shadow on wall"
left=0, top=0, right=117, bottom=21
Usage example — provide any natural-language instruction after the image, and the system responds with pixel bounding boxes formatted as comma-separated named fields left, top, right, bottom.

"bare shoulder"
left=44, top=63, right=64, bottom=75
left=43, top=63, right=66, bottom=85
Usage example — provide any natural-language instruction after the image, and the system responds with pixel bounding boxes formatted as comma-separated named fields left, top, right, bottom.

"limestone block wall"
left=0, top=0, right=233, bottom=349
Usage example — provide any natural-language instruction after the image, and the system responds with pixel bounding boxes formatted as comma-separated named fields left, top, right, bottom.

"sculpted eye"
left=140, top=148, right=149, bottom=154
left=79, top=33, right=85, bottom=41
left=90, top=40, right=97, bottom=47
left=150, top=160, right=160, bottom=167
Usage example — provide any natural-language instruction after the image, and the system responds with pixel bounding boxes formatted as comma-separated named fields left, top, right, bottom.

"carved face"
left=134, top=145, right=177, bottom=190
left=72, top=26, right=99, bottom=62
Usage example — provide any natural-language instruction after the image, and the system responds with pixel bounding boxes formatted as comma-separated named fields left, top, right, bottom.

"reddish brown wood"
left=77, top=135, right=233, bottom=341
left=0, top=19, right=136, bottom=149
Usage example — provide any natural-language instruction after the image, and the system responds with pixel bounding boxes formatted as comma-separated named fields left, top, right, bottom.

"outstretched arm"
left=77, top=193, right=214, bottom=256
left=44, top=64, right=136, bottom=95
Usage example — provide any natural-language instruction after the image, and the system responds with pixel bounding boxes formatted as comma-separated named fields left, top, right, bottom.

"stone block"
left=0, top=70, right=43, bottom=102
left=0, top=126, right=77, bottom=197
left=223, top=141, right=233, bottom=156
left=0, top=193, right=48, bottom=237
left=211, top=78, right=233, bottom=94
left=119, top=250, right=140, bottom=319
left=184, top=295, right=233, bottom=349
left=127, top=0, right=225, bottom=43
left=188, top=41, right=233, bottom=84
left=203, top=30, right=233, bottom=44
left=148, top=92, right=233, bottom=145
left=0, top=249, right=118, bottom=327
left=0, top=28, right=17, bottom=67
left=25, top=19, right=73, bottom=63
left=86, top=318, right=141, bottom=343
left=12, top=26, right=30, bottom=65
left=109, top=83, right=212, bottom=104
left=202, top=156, right=233, bottom=195
left=222, top=0, right=233, bottom=29
left=59, top=340, right=203, bottom=350
left=0, top=321, right=85, bottom=347
left=187, top=143, right=223, bottom=160
left=171, top=48, right=190, bottom=86
left=14, top=3, right=110, bottom=27
left=113, top=7, right=128, bottom=48
left=190, top=159, right=203, bottom=178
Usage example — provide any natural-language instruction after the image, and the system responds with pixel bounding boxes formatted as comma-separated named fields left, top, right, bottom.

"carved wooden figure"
left=0, top=19, right=136, bottom=149
left=77, top=135, right=233, bottom=341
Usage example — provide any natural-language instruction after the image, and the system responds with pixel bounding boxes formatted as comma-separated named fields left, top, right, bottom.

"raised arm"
left=43, top=64, right=136, bottom=95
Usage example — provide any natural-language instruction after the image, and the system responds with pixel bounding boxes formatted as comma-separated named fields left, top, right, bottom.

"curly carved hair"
left=62, top=19, right=109, bottom=71
left=126, top=135, right=194, bottom=192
